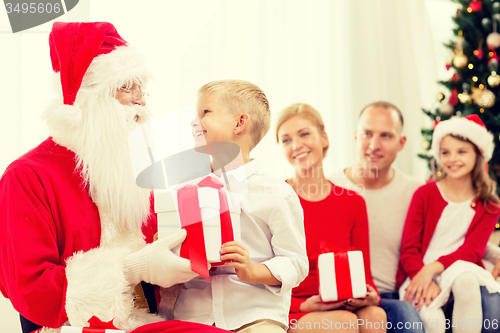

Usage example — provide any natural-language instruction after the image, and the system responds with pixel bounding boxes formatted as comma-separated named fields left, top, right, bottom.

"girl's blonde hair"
left=438, top=134, right=500, bottom=211
left=275, top=103, right=329, bottom=157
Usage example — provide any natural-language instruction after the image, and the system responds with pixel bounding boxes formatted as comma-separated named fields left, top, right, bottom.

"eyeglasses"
left=118, top=86, right=149, bottom=100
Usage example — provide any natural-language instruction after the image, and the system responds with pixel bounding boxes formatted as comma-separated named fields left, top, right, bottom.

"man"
left=0, top=22, right=227, bottom=333
left=331, top=101, right=500, bottom=333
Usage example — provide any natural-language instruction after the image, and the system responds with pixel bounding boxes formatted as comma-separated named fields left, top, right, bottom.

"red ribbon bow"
left=177, top=176, right=234, bottom=279
left=87, top=316, right=119, bottom=329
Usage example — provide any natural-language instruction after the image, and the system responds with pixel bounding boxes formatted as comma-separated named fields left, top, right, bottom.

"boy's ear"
left=234, top=113, right=250, bottom=135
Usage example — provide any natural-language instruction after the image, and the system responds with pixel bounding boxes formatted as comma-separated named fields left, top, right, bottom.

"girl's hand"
left=420, top=281, right=441, bottom=310
left=220, top=241, right=254, bottom=282
left=343, top=285, right=380, bottom=310
left=404, top=262, right=444, bottom=306
left=299, top=295, right=345, bottom=312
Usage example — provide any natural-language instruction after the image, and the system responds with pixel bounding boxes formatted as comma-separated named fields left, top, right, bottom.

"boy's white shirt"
left=173, top=159, right=308, bottom=330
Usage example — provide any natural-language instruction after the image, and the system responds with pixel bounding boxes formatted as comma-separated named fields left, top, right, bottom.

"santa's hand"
left=124, top=229, right=197, bottom=288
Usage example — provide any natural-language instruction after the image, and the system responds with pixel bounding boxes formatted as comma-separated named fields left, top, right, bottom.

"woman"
left=276, top=103, right=386, bottom=333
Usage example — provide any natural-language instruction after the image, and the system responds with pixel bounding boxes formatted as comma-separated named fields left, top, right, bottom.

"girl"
left=276, top=103, right=386, bottom=333
left=398, top=115, right=500, bottom=333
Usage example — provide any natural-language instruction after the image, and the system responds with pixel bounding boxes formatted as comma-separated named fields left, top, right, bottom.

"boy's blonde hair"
left=275, top=103, right=329, bottom=157
left=198, top=79, right=271, bottom=150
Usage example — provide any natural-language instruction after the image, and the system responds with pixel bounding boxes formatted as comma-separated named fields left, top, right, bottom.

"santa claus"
left=0, top=22, right=228, bottom=333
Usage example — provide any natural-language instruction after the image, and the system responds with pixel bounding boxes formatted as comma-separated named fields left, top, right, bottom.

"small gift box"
left=61, top=327, right=125, bottom=333
left=154, top=185, right=241, bottom=264
left=317, top=248, right=367, bottom=302
left=59, top=316, right=124, bottom=333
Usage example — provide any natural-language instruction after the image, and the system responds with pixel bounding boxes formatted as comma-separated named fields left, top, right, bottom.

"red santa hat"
left=49, top=21, right=150, bottom=105
left=431, top=114, right=494, bottom=162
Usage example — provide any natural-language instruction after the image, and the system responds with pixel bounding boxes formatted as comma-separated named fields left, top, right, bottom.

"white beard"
left=44, top=92, right=154, bottom=248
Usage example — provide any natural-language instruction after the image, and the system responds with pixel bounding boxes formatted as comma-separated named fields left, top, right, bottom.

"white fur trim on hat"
left=81, top=46, right=152, bottom=94
left=431, top=116, right=495, bottom=162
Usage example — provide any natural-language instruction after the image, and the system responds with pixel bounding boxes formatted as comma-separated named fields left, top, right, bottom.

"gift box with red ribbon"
left=154, top=176, right=241, bottom=279
left=59, top=316, right=125, bottom=332
left=61, top=327, right=125, bottom=333
left=317, top=242, right=367, bottom=302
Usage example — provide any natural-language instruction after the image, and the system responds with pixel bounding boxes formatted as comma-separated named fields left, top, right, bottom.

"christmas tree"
left=420, top=0, right=500, bottom=201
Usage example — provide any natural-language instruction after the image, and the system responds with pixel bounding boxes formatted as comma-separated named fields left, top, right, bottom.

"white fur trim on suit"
left=65, top=247, right=163, bottom=332
left=431, top=116, right=495, bottom=162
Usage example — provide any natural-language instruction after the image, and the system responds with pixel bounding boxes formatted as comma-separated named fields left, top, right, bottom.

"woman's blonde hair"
left=438, top=134, right=500, bottom=211
left=275, top=103, right=329, bottom=157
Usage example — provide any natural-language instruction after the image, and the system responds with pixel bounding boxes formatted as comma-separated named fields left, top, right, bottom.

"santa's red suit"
left=0, top=22, right=228, bottom=333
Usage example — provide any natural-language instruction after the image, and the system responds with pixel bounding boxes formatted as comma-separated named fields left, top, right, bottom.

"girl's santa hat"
left=431, top=114, right=494, bottom=162
left=49, top=21, right=150, bottom=106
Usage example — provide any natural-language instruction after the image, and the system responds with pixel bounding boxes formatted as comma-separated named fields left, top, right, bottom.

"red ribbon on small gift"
left=177, top=176, right=234, bottom=279
left=54, top=317, right=123, bottom=333
left=87, top=316, right=119, bottom=329
left=315, top=241, right=358, bottom=302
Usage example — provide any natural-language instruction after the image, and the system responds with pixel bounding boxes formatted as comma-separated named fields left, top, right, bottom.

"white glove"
left=124, top=229, right=198, bottom=288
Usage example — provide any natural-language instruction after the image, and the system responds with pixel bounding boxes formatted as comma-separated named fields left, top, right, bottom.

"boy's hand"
left=220, top=241, right=254, bottom=282
left=220, top=241, right=281, bottom=285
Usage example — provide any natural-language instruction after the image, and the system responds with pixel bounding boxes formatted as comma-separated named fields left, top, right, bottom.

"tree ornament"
left=454, top=33, right=469, bottom=68
left=487, top=32, right=500, bottom=48
left=493, top=1, right=500, bottom=14
left=479, top=89, right=496, bottom=108
left=469, top=0, right=482, bottom=12
left=437, top=92, right=445, bottom=102
left=451, top=73, right=461, bottom=81
left=474, top=49, right=484, bottom=60
left=488, top=71, right=500, bottom=87
left=453, top=54, right=468, bottom=68
left=422, top=140, right=431, bottom=151
left=494, top=13, right=500, bottom=24
left=446, top=52, right=454, bottom=70
left=483, top=17, right=493, bottom=31
left=449, top=87, right=459, bottom=106
left=458, top=92, right=472, bottom=104
left=472, top=87, right=496, bottom=108
left=474, top=40, right=484, bottom=61
left=438, top=103, right=455, bottom=116
left=488, top=46, right=499, bottom=63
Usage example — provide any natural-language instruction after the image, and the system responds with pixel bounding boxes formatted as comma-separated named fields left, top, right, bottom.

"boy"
left=173, top=80, right=308, bottom=333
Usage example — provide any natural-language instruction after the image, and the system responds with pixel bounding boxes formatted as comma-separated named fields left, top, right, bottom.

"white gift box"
left=61, top=326, right=125, bottom=333
left=318, top=250, right=367, bottom=302
left=154, top=187, right=241, bottom=263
